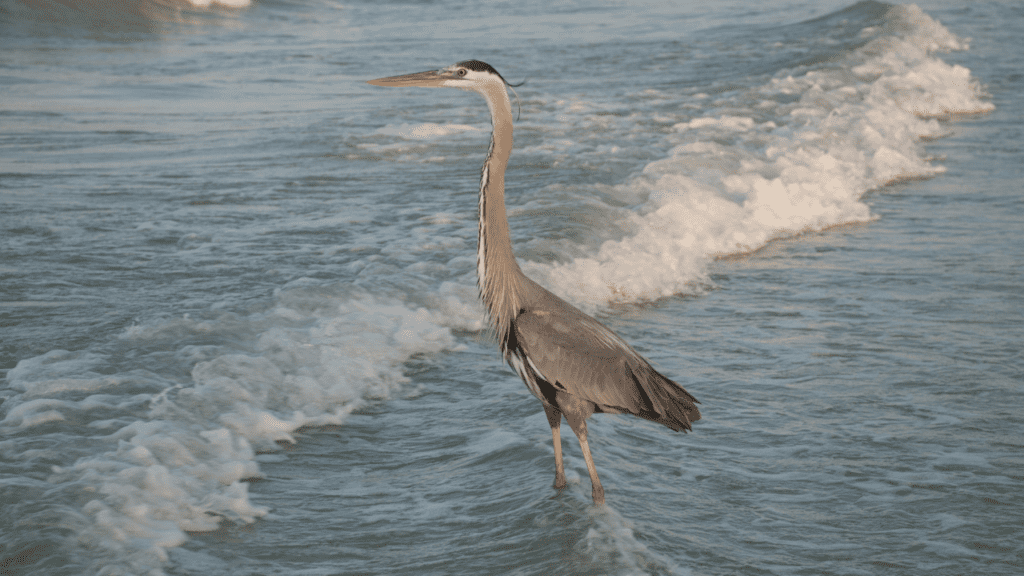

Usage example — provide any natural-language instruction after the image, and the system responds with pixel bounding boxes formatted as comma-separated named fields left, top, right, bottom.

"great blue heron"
left=368, top=60, right=700, bottom=505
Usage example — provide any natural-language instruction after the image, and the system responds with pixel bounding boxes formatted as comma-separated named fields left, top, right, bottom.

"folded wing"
left=512, top=299, right=701, bottom=432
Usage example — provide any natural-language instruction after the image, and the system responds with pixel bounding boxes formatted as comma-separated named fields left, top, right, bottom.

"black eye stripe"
left=453, top=60, right=512, bottom=87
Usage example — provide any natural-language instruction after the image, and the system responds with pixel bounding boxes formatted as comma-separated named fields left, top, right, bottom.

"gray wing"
left=512, top=301, right=700, bottom=431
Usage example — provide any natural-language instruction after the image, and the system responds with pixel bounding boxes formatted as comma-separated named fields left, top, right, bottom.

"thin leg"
left=564, top=409, right=605, bottom=505
left=543, top=404, right=566, bottom=489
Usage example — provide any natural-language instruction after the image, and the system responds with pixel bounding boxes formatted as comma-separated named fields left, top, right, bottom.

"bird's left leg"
left=543, top=403, right=566, bottom=489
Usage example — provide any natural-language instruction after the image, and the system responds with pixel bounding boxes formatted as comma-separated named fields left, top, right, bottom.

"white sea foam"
left=1, top=288, right=467, bottom=575
left=529, top=4, right=994, bottom=310
left=581, top=505, right=690, bottom=576
left=183, top=0, right=251, bottom=8
left=358, top=122, right=485, bottom=162
left=376, top=122, right=482, bottom=140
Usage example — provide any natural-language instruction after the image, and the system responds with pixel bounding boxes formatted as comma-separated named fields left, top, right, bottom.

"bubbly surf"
left=531, top=4, right=993, bottom=309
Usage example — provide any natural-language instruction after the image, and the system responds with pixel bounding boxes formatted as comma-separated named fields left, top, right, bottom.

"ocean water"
left=1, top=0, right=1021, bottom=574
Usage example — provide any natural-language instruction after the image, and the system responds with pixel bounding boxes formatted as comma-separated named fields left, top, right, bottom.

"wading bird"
left=368, top=60, right=700, bottom=505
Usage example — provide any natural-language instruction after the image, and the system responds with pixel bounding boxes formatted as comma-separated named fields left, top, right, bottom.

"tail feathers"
left=635, top=366, right=701, bottom=432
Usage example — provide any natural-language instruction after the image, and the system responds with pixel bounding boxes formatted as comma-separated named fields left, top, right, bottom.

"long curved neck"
left=476, top=83, right=526, bottom=344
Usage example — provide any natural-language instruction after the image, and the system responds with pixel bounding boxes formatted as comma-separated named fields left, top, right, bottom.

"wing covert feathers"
left=512, top=303, right=701, bottom=432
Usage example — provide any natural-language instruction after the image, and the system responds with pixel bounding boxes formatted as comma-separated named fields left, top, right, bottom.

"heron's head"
left=367, top=60, right=512, bottom=95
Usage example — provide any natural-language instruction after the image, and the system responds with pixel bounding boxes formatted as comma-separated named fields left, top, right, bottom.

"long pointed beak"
left=366, top=69, right=450, bottom=88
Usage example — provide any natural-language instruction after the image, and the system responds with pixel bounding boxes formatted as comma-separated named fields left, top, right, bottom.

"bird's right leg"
left=566, top=416, right=605, bottom=505
left=543, top=403, right=566, bottom=489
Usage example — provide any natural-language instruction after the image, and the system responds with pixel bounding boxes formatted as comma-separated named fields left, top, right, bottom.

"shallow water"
left=1, top=0, right=1022, bottom=574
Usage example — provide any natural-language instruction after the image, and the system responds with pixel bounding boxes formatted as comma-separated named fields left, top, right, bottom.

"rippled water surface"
left=1, top=0, right=1021, bottom=574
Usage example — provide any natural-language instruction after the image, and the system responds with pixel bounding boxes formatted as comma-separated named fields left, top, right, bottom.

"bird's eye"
left=456, top=69, right=467, bottom=77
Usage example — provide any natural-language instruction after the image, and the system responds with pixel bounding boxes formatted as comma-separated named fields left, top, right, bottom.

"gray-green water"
left=2, top=1, right=1021, bottom=574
